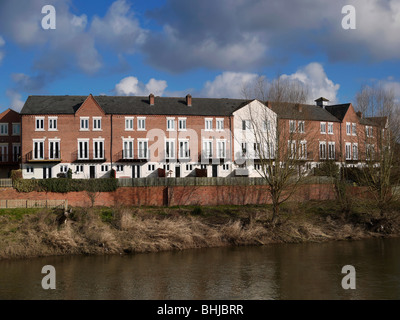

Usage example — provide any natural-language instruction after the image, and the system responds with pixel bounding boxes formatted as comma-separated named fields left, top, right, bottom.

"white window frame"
left=216, top=118, right=224, bottom=131
left=93, top=117, right=102, bottom=131
left=80, top=117, right=89, bottom=131
left=93, top=139, right=105, bottom=159
left=137, top=117, right=146, bottom=131
left=35, top=117, right=45, bottom=131
left=345, top=143, right=352, bottom=160
left=178, top=118, right=187, bottom=131
left=26, top=166, right=34, bottom=174
left=327, top=122, right=333, bottom=135
left=165, top=139, right=176, bottom=159
left=0, top=144, right=8, bottom=162
left=166, top=117, right=175, bottom=131
left=48, top=117, right=58, bottom=131
left=242, top=120, right=251, bottom=131
left=101, top=165, right=109, bottom=172
left=48, top=139, right=60, bottom=160
left=217, top=139, right=226, bottom=159
left=125, top=117, right=134, bottom=131
left=203, top=139, right=213, bottom=158
left=123, top=138, right=134, bottom=159
left=299, top=140, right=307, bottom=160
left=12, top=143, right=21, bottom=162
left=353, top=143, right=358, bottom=160
left=352, top=123, right=357, bottom=136
left=320, top=122, right=326, bottom=134
left=346, top=122, right=351, bottom=135
left=289, top=120, right=296, bottom=133
left=0, top=123, right=8, bottom=136
left=205, top=118, right=213, bottom=131
left=288, top=140, right=296, bottom=159
left=298, top=121, right=305, bottom=133
left=77, top=139, right=89, bottom=160
left=33, top=139, right=45, bottom=160
left=138, top=139, right=149, bottom=159
left=328, top=142, right=335, bottom=160
left=179, top=139, right=190, bottom=159
left=319, top=141, right=327, bottom=160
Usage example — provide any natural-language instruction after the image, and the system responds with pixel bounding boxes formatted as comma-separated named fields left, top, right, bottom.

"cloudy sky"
left=1, top=0, right=400, bottom=112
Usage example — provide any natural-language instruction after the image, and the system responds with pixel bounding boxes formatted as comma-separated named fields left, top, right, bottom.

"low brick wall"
left=0, top=183, right=345, bottom=207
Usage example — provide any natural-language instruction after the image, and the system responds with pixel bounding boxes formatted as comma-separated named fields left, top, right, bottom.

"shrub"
left=67, top=168, right=72, bottom=179
left=10, top=169, right=22, bottom=181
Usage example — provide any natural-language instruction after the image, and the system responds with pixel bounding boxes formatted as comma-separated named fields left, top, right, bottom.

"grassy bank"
left=1, top=201, right=400, bottom=260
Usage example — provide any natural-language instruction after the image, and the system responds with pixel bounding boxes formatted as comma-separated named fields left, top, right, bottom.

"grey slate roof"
left=324, top=104, right=351, bottom=121
left=268, top=102, right=341, bottom=122
left=20, top=95, right=250, bottom=116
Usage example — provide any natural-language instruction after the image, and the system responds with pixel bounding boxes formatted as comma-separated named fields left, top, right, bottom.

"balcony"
left=25, top=151, right=61, bottom=163
left=0, top=153, right=20, bottom=165
left=72, top=150, right=105, bottom=163
left=115, top=149, right=149, bottom=163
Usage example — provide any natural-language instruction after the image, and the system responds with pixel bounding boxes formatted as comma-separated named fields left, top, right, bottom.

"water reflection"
left=0, top=238, right=399, bottom=300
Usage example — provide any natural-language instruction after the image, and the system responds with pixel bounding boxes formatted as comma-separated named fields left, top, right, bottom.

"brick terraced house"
left=0, top=108, right=21, bottom=178
left=18, top=94, right=384, bottom=179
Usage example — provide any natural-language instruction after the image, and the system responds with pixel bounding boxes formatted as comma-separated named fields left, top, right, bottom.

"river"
left=0, top=238, right=399, bottom=300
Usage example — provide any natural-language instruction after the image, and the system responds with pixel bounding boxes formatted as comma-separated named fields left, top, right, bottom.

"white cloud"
left=280, top=63, right=340, bottom=103
left=6, top=90, right=25, bottom=112
left=115, top=76, right=167, bottom=96
left=200, top=72, right=261, bottom=98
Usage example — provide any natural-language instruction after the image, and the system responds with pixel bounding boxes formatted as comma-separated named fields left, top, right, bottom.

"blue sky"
left=1, top=0, right=400, bottom=113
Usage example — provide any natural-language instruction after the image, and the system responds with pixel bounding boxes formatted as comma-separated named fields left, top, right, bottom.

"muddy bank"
left=1, top=201, right=399, bottom=260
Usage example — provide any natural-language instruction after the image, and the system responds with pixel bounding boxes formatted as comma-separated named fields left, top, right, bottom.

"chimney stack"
left=356, top=111, right=363, bottom=118
left=186, top=94, right=192, bottom=107
left=315, top=97, right=329, bottom=109
left=149, top=93, right=155, bottom=106
left=297, top=104, right=303, bottom=112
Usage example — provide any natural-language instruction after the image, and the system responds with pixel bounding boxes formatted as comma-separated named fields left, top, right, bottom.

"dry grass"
left=0, top=202, right=399, bottom=260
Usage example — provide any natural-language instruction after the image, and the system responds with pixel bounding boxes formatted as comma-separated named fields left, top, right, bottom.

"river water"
left=0, top=238, right=399, bottom=300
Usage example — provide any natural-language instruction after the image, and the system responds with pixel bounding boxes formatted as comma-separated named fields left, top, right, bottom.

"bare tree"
left=240, top=77, right=311, bottom=224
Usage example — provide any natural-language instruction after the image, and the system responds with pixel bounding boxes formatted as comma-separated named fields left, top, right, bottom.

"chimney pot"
left=149, top=93, right=155, bottom=106
left=186, top=94, right=192, bottom=107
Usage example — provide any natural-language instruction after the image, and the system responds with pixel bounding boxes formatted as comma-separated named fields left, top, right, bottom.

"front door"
left=90, top=166, right=95, bottom=179
left=176, top=165, right=181, bottom=178
left=212, top=165, right=218, bottom=177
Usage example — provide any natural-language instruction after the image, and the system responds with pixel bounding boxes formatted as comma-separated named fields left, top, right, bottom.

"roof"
left=268, top=101, right=340, bottom=122
left=20, top=95, right=251, bottom=117
left=324, top=104, right=351, bottom=121
left=364, top=116, right=388, bottom=127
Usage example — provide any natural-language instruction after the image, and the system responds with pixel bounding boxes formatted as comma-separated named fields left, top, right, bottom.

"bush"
left=110, top=169, right=116, bottom=179
left=14, top=178, right=119, bottom=193
left=10, top=169, right=22, bottom=180
left=67, top=168, right=72, bottom=179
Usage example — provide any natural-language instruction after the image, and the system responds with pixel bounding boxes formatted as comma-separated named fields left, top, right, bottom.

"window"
left=166, top=118, right=175, bottom=131
left=125, top=117, right=134, bottom=131
left=299, top=141, right=307, bottom=160
left=138, top=139, right=148, bottom=159
left=205, top=118, right=213, bottom=131
left=352, top=143, right=358, bottom=160
left=289, top=141, right=296, bottom=159
left=222, top=164, right=229, bottom=171
left=165, top=139, right=176, bottom=159
left=327, top=122, right=333, bottom=134
left=148, top=164, right=155, bottom=171
left=264, top=120, right=271, bottom=132
left=179, top=140, right=190, bottom=159
left=101, top=165, right=109, bottom=172
left=49, top=140, right=60, bottom=160
left=352, top=123, right=357, bottom=136
left=241, top=142, right=247, bottom=157
left=80, top=117, right=89, bottom=131
left=216, top=119, right=224, bottom=131
left=289, top=120, right=296, bottom=133
left=93, top=140, right=104, bottom=159
left=345, top=143, right=351, bottom=160
left=0, top=144, right=8, bottom=162
left=13, top=144, right=21, bottom=162
left=298, top=121, right=305, bottom=133
left=366, top=126, right=373, bottom=138
left=0, top=123, right=8, bottom=135
left=163, top=164, right=170, bottom=171
left=200, top=164, right=207, bottom=170
left=328, top=142, right=335, bottom=160
left=76, top=165, right=84, bottom=173
left=217, top=140, right=226, bottom=158
left=93, top=117, right=102, bottom=131
left=242, top=120, right=251, bottom=131
left=116, top=165, right=124, bottom=172
left=60, top=165, right=68, bottom=173
left=366, top=144, right=375, bottom=160
left=123, top=140, right=134, bottom=159
left=137, top=117, right=146, bottom=131
left=12, top=123, right=21, bottom=135
left=320, top=122, right=326, bottom=134
left=319, top=142, right=326, bottom=160
left=346, top=122, right=351, bottom=135
left=48, top=117, right=57, bottom=131
left=254, top=164, right=261, bottom=170
left=203, top=140, right=213, bottom=158
left=26, top=166, right=34, bottom=174
left=185, top=164, right=192, bottom=171
left=78, top=140, right=89, bottom=160
left=33, top=140, right=44, bottom=160
left=35, top=117, right=44, bottom=131
left=178, top=118, right=187, bottom=131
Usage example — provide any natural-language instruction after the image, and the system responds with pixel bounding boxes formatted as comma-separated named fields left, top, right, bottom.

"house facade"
left=0, top=108, right=21, bottom=178
left=18, top=94, right=384, bottom=180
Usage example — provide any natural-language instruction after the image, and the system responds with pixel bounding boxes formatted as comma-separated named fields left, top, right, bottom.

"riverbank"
left=1, top=200, right=400, bottom=260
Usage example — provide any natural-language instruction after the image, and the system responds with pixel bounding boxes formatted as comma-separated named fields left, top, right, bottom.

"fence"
left=0, top=199, right=68, bottom=209
left=0, top=179, right=13, bottom=188
left=117, top=176, right=334, bottom=187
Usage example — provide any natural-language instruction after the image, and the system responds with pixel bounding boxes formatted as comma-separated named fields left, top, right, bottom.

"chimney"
left=297, top=104, right=303, bottom=112
left=149, top=93, right=155, bottom=106
left=315, top=97, right=329, bottom=109
left=356, top=111, right=362, bottom=118
left=186, top=94, right=192, bottom=107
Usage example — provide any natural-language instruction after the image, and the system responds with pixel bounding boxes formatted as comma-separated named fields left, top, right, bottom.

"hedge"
left=13, top=178, right=119, bottom=193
